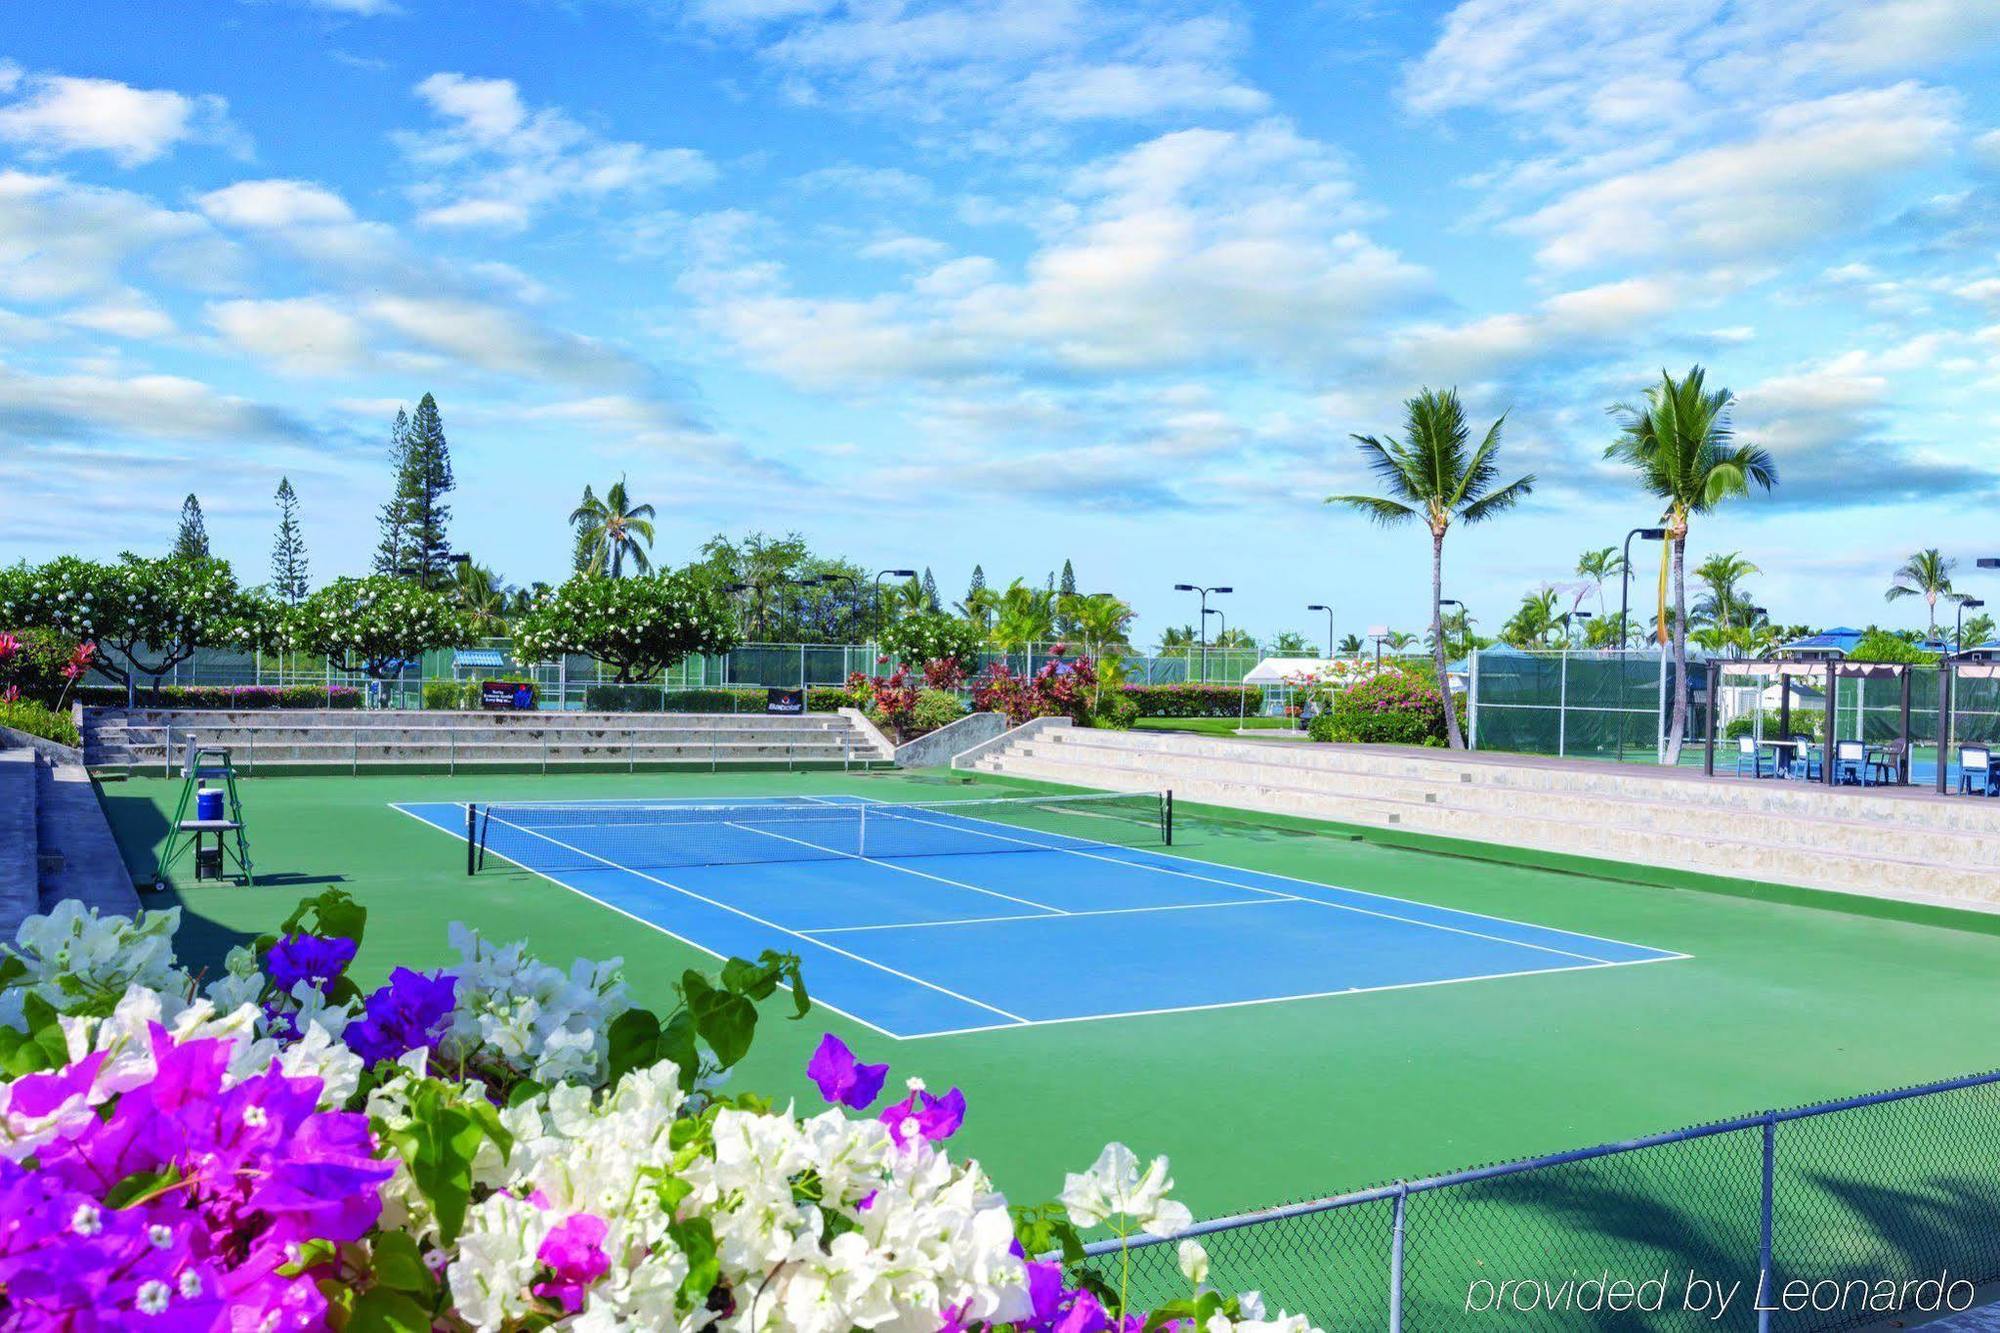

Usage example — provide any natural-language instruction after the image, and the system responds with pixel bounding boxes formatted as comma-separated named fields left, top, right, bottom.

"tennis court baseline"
left=392, top=792, right=1688, bottom=1039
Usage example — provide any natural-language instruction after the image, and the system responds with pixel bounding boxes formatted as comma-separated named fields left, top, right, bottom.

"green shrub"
left=1306, top=711, right=1337, bottom=743
left=908, top=689, right=966, bottom=735
left=1724, top=710, right=1822, bottom=741
left=1120, top=684, right=1262, bottom=718
left=0, top=698, right=80, bottom=747
left=1314, top=666, right=1459, bottom=746
left=1086, top=692, right=1140, bottom=730
left=879, top=611, right=985, bottom=667
left=1848, top=630, right=1939, bottom=665
left=0, top=627, right=83, bottom=705
left=73, top=684, right=363, bottom=710
left=423, top=680, right=477, bottom=710
left=809, top=687, right=860, bottom=712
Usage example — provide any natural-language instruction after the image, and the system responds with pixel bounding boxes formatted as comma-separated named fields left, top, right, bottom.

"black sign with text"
left=481, top=680, right=536, bottom=711
left=766, top=687, right=805, bottom=715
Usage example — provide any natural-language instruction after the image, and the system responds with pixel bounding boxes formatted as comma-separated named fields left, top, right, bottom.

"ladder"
left=153, top=738, right=254, bottom=888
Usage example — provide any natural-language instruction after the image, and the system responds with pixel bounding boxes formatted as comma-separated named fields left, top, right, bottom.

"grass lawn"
left=92, top=765, right=2000, bottom=1324
left=1134, top=716, right=1300, bottom=736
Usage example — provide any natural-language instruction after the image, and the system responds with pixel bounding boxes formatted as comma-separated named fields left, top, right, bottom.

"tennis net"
left=468, top=791, right=1172, bottom=874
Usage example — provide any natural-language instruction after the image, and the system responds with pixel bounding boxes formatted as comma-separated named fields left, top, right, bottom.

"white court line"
left=866, top=807, right=1625, bottom=966
left=473, top=807, right=1030, bottom=1025
left=837, top=792, right=1689, bottom=960
left=386, top=802, right=904, bottom=1040
left=895, top=953, right=1691, bottom=1040
left=806, top=895, right=1296, bottom=936
left=720, top=820, right=1063, bottom=914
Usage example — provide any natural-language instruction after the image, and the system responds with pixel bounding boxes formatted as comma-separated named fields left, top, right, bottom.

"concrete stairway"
left=0, top=747, right=138, bottom=940
left=962, top=725, right=2000, bottom=912
left=84, top=708, right=893, bottom=774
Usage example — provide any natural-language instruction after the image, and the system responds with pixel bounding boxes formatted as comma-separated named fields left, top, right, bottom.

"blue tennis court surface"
left=393, top=794, right=1688, bottom=1039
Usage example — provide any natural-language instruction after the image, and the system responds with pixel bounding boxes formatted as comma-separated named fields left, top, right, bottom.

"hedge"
left=1119, top=683, right=1262, bottom=718
left=582, top=685, right=861, bottom=714
left=75, top=684, right=363, bottom=710
left=0, top=698, right=81, bottom=747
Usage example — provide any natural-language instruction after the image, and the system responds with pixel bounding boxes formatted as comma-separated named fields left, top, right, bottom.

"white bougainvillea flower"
left=1060, top=1143, right=1190, bottom=1236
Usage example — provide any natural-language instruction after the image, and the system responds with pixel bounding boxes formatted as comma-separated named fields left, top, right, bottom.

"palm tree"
left=1605, top=366, right=1777, bottom=763
left=1961, top=612, right=1995, bottom=649
left=1575, top=547, right=1626, bottom=617
left=1060, top=592, right=1135, bottom=701
left=1502, top=588, right=1562, bottom=648
left=1884, top=549, right=1965, bottom=639
left=569, top=476, right=657, bottom=578
left=1329, top=388, right=1536, bottom=749
left=454, top=562, right=509, bottom=634
left=1335, top=633, right=1364, bottom=657
left=991, top=580, right=1055, bottom=652
left=1692, top=551, right=1759, bottom=632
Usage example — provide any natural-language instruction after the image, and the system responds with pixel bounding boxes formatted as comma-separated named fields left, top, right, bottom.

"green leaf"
left=505, top=1078, right=545, bottom=1109
left=369, top=1231, right=435, bottom=1296
left=278, top=1237, right=339, bottom=1277
left=606, top=1007, right=662, bottom=1085
left=347, top=1286, right=434, bottom=1333
left=388, top=1081, right=495, bottom=1247
left=721, top=955, right=779, bottom=1000
left=690, top=986, right=758, bottom=1070
left=669, top=1217, right=720, bottom=1313
left=105, top=1165, right=183, bottom=1210
left=658, top=1008, right=700, bottom=1093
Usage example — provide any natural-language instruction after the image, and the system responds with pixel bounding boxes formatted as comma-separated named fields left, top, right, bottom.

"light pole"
left=1369, top=626, right=1390, bottom=670
left=1619, top=527, right=1667, bottom=649
left=873, top=568, right=917, bottom=640
left=1204, top=607, right=1226, bottom=657
left=1307, top=604, right=1333, bottom=658
left=1173, top=583, right=1231, bottom=680
left=1561, top=609, right=1592, bottom=648
left=1958, top=599, right=1986, bottom=655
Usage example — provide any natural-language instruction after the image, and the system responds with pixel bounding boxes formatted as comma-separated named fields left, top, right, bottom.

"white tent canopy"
left=1242, top=657, right=1343, bottom=686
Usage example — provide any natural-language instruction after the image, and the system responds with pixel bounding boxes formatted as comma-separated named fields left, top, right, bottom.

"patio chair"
left=1959, top=747, right=1996, bottom=797
left=1788, top=735, right=1822, bottom=781
left=1832, top=739, right=1869, bottom=786
left=1734, top=735, right=1773, bottom=779
left=1868, top=738, right=1906, bottom=786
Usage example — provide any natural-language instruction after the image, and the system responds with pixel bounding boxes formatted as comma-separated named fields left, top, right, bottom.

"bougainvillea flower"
left=881, top=1083, right=966, bottom=1146
left=534, top=1212, right=612, bottom=1313
left=345, top=968, right=457, bottom=1068
left=264, top=933, right=359, bottom=995
left=806, top=1033, right=890, bottom=1110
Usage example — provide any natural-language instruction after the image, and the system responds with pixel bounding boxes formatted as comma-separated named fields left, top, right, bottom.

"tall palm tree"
left=1692, top=551, right=1759, bottom=632
left=1884, top=548, right=1964, bottom=639
left=1575, top=547, right=1626, bottom=617
left=454, top=562, right=509, bottom=634
left=1329, top=388, right=1536, bottom=749
left=1335, top=633, right=1364, bottom=656
left=1502, top=588, right=1562, bottom=648
left=569, top=476, right=657, bottom=578
left=1605, top=366, right=1777, bottom=763
left=1060, top=592, right=1135, bottom=701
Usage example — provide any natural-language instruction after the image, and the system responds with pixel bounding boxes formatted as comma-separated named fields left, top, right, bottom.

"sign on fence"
left=480, top=680, right=536, bottom=710
left=765, top=687, right=805, bottom=715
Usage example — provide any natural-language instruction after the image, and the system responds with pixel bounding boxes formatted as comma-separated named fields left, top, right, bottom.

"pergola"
left=1701, top=657, right=2000, bottom=792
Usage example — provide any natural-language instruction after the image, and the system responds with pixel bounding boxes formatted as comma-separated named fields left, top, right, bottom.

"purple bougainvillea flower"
left=1052, top=1289, right=1109, bottom=1333
left=264, top=934, right=358, bottom=995
left=880, top=1084, right=966, bottom=1147
left=806, top=1033, right=890, bottom=1110
left=937, top=1299, right=975, bottom=1333
left=535, top=1213, right=611, bottom=1313
left=345, top=968, right=457, bottom=1068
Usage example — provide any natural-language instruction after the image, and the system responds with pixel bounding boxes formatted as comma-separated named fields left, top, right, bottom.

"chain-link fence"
left=1071, top=1069, right=2000, bottom=1330
left=1466, top=650, right=1672, bottom=762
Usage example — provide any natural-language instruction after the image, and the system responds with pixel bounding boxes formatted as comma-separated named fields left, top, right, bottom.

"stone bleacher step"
left=0, top=751, right=38, bottom=941
left=1014, top=737, right=2000, bottom=870
left=972, top=750, right=2000, bottom=912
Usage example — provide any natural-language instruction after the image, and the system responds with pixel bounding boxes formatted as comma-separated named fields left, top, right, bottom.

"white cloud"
left=400, top=74, right=715, bottom=231
left=60, top=290, right=176, bottom=340
left=199, top=179, right=355, bottom=229
left=207, top=297, right=369, bottom=375
left=0, top=71, right=236, bottom=166
left=1512, top=84, right=1957, bottom=271
left=0, top=170, right=224, bottom=302
left=364, top=293, right=641, bottom=388
left=0, top=359, right=315, bottom=447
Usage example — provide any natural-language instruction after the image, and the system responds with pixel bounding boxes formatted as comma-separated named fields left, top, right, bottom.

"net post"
left=465, top=803, right=477, bottom=876
left=1756, top=1115, right=1776, bottom=1333
left=1163, top=790, right=1173, bottom=846
left=1387, top=1183, right=1407, bottom=1333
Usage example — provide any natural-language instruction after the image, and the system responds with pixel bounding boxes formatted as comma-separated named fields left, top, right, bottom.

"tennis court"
left=393, top=791, right=1686, bottom=1039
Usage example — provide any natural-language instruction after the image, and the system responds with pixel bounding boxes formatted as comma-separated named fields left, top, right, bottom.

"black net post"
left=465, top=803, right=477, bottom=875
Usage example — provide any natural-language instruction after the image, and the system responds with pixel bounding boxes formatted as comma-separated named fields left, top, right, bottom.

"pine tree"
left=373, top=408, right=411, bottom=576
left=571, top=485, right=598, bottom=576
left=965, top=565, right=985, bottom=605
left=921, top=567, right=941, bottom=613
left=270, top=477, right=309, bottom=604
left=172, top=494, right=210, bottom=559
left=397, top=393, right=456, bottom=586
left=1057, top=558, right=1077, bottom=635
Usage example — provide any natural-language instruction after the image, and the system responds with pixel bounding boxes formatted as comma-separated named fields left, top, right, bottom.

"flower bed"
left=75, top=684, right=364, bottom=710
left=1119, top=684, right=1262, bottom=719
left=0, top=894, right=1316, bottom=1332
left=0, top=698, right=80, bottom=747
left=1308, top=665, right=1461, bottom=746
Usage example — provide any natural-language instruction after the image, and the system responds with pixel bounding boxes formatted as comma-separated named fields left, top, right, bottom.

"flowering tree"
left=0, top=555, right=269, bottom=688
left=513, top=571, right=737, bottom=683
left=880, top=610, right=985, bottom=667
left=973, top=650, right=1100, bottom=726
left=282, top=575, right=472, bottom=680
left=0, top=893, right=1319, bottom=1332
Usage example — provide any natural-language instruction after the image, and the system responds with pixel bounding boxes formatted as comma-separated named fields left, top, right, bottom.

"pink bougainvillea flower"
left=881, top=1084, right=966, bottom=1146
left=534, top=1212, right=611, bottom=1313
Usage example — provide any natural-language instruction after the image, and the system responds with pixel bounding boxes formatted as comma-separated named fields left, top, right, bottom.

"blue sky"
left=4, top=1, right=2000, bottom=647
